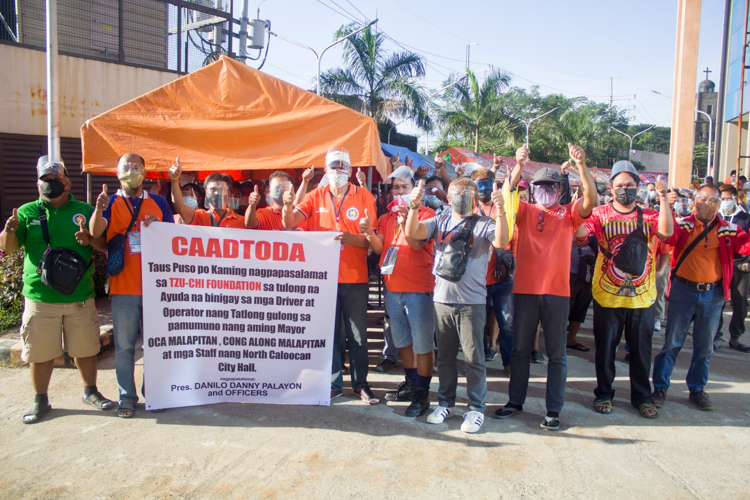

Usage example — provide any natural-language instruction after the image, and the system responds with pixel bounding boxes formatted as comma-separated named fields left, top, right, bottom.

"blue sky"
left=234, top=0, right=724, bottom=145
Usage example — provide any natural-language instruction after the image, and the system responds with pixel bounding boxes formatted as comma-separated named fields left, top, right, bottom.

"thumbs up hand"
left=4, top=208, right=19, bottom=233
left=491, top=180, right=505, bottom=213
left=410, top=179, right=425, bottom=206
left=356, top=168, right=366, bottom=187
left=96, top=184, right=109, bottom=211
left=359, top=208, right=373, bottom=234
left=302, top=165, right=315, bottom=182
left=283, top=185, right=295, bottom=207
left=75, top=218, right=93, bottom=246
left=168, top=157, right=182, bottom=180
left=248, top=184, right=261, bottom=207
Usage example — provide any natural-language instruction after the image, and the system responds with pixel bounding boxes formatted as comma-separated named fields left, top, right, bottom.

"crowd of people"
left=3, top=144, right=750, bottom=432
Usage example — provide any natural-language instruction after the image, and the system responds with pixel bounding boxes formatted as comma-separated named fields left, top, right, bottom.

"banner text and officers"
left=141, top=222, right=340, bottom=410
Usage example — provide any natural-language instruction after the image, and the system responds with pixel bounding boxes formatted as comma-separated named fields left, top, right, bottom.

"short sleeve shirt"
left=103, top=191, right=174, bottom=295
left=14, top=195, right=95, bottom=303
left=191, top=209, right=246, bottom=229
left=295, top=183, right=377, bottom=284
left=585, top=204, right=661, bottom=309
left=255, top=207, right=283, bottom=231
left=376, top=207, right=435, bottom=293
left=513, top=200, right=588, bottom=297
left=424, top=213, right=496, bottom=305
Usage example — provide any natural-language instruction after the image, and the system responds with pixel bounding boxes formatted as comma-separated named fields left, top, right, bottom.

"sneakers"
left=354, top=386, right=379, bottom=405
left=689, top=391, right=714, bottom=411
left=331, top=389, right=343, bottom=400
left=531, top=350, right=545, bottom=363
left=540, top=415, right=560, bottom=431
left=494, top=404, right=522, bottom=419
left=485, top=349, right=498, bottom=361
left=405, top=387, right=430, bottom=417
left=652, top=388, right=667, bottom=408
left=384, top=379, right=415, bottom=402
left=460, top=411, right=484, bottom=433
left=426, top=405, right=453, bottom=424
left=375, top=359, right=397, bottom=373
left=654, top=320, right=662, bottom=332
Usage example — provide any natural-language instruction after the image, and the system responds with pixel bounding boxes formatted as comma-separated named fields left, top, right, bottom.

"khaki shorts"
left=20, top=298, right=101, bottom=363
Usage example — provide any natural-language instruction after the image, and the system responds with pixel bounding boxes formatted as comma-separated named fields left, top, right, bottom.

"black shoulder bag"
left=611, top=207, right=650, bottom=276
left=493, top=247, right=515, bottom=282
left=36, top=203, right=90, bottom=296
left=435, top=214, right=480, bottom=282
left=577, top=246, right=597, bottom=284
left=670, top=218, right=719, bottom=281
left=106, top=197, right=143, bottom=276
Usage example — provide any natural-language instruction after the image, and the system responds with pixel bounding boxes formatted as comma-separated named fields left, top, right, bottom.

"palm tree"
left=319, top=23, right=428, bottom=127
left=436, top=69, right=516, bottom=152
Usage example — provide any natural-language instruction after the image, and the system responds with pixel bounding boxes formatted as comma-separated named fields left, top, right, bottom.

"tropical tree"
left=319, top=23, right=428, bottom=127
left=435, top=69, right=516, bottom=152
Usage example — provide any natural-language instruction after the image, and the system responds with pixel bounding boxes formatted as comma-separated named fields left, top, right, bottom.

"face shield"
left=204, top=182, right=229, bottom=211
left=117, top=162, right=145, bottom=189
left=269, top=179, right=292, bottom=206
left=448, top=186, right=476, bottom=216
left=325, top=147, right=351, bottom=188
left=229, top=190, right=242, bottom=211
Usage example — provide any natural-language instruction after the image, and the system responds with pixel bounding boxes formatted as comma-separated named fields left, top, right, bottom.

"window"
left=707, top=104, right=713, bottom=115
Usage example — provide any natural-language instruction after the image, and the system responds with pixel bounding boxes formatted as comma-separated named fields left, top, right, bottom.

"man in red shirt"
left=282, top=147, right=379, bottom=404
left=245, top=171, right=293, bottom=230
left=168, top=159, right=246, bottom=229
left=360, top=170, right=435, bottom=416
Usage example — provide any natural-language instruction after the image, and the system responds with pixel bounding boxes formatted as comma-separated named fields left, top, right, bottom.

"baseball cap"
left=610, top=160, right=639, bottom=183
left=36, top=156, right=67, bottom=179
left=532, top=167, right=561, bottom=185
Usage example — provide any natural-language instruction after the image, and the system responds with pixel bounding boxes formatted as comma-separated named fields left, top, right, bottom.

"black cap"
left=532, top=167, right=561, bottom=185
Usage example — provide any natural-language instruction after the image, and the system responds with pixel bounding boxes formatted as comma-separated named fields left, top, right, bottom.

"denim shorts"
left=385, top=291, right=435, bottom=354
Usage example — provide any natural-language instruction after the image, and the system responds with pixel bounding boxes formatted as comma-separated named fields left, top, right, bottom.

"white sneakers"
left=654, top=321, right=662, bottom=332
left=460, top=411, right=484, bottom=433
left=427, top=405, right=452, bottom=424
left=427, top=406, right=484, bottom=433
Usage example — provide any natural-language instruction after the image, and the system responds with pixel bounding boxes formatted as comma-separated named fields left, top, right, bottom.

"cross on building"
left=703, top=67, right=712, bottom=80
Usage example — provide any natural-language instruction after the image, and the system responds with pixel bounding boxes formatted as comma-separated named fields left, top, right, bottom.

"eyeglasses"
left=118, top=162, right=143, bottom=174
left=536, top=211, right=545, bottom=233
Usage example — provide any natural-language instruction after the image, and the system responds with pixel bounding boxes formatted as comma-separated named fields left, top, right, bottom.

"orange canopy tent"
left=81, top=56, right=389, bottom=181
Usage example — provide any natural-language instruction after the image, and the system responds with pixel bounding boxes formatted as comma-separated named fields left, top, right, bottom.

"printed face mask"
left=614, top=187, right=638, bottom=206
left=326, top=170, right=349, bottom=188
left=39, top=179, right=66, bottom=199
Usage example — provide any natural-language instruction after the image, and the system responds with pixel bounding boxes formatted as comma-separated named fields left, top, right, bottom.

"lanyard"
left=211, top=210, right=228, bottom=227
left=122, top=194, right=143, bottom=220
left=440, top=216, right=470, bottom=242
left=329, top=185, right=351, bottom=223
left=477, top=203, right=494, bottom=218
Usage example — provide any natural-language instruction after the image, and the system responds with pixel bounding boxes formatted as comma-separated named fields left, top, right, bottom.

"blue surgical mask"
left=425, top=195, right=440, bottom=206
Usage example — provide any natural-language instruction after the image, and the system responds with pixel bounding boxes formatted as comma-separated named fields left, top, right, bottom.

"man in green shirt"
left=0, top=157, right=114, bottom=424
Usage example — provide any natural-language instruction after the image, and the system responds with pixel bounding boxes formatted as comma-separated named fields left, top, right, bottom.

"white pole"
left=316, top=20, right=376, bottom=96
left=239, top=0, right=249, bottom=58
left=46, top=0, right=60, bottom=162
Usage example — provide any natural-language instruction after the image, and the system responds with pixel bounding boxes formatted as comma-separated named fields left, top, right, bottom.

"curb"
left=1, top=324, right=114, bottom=368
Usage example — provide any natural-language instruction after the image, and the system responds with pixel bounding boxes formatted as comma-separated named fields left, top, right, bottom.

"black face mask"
left=614, top=187, right=637, bottom=206
left=40, top=179, right=66, bottom=199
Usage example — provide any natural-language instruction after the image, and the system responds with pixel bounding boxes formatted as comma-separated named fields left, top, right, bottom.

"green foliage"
left=631, top=160, right=647, bottom=171
left=0, top=250, right=25, bottom=330
left=320, top=23, right=428, bottom=127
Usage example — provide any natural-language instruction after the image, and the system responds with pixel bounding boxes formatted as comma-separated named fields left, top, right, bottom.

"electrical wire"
left=345, top=0, right=368, bottom=20
left=316, top=0, right=359, bottom=23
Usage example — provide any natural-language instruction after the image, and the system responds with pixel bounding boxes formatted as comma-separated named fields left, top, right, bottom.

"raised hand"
left=283, top=185, right=295, bottom=207
left=434, top=153, right=446, bottom=170
left=655, top=175, right=668, bottom=198
left=561, top=161, right=571, bottom=176
left=389, top=153, right=401, bottom=166
left=248, top=184, right=261, bottom=207
left=493, top=153, right=502, bottom=170
left=75, top=219, right=93, bottom=246
left=168, top=157, right=181, bottom=180
left=4, top=208, right=19, bottom=233
left=516, top=145, right=530, bottom=167
left=456, top=164, right=466, bottom=177
left=410, top=179, right=425, bottom=206
left=356, top=168, right=366, bottom=187
left=568, top=143, right=586, bottom=166
left=96, top=184, right=109, bottom=211
left=302, top=165, right=315, bottom=182
left=491, top=181, right=504, bottom=213
left=359, top=208, right=373, bottom=234
left=405, top=155, right=414, bottom=169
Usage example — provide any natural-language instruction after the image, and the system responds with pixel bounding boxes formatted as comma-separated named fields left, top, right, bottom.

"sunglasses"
left=536, top=211, right=545, bottom=233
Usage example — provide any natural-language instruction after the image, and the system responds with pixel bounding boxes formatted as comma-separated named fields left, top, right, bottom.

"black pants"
left=716, top=269, right=750, bottom=347
left=592, top=301, right=654, bottom=407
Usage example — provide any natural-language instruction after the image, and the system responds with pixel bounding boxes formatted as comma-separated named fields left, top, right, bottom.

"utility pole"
left=610, top=77, right=613, bottom=110
left=46, top=0, right=60, bottom=163
left=466, top=43, right=477, bottom=71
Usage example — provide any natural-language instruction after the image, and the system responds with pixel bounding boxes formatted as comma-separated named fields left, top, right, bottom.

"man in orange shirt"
left=168, top=160, right=245, bottom=229
left=360, top=170, right=435, bottom=416
left=245, top=169, right=315, bottom=230
left=653, top=184, right=750, bottom=411
left=90, top=153, right=174, bottom=418
left=282, top=147, right=379, bottom=404
left=495, top=144, right=597, bottom=431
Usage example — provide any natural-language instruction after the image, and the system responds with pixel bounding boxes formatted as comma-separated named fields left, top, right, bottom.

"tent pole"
left=367, top=166, right=372, bottom=191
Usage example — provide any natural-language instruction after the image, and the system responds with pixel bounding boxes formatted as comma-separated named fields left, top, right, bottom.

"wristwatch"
left=408, top=203, right=420, bottom=210
left=363, top=231, right=374, bottom=239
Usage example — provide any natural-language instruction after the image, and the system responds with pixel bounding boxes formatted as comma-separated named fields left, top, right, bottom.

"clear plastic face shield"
left=117, top=161, right=145, bottom=189
left=269, top=178, right=293, bottom=206
left=204, top=182, right=230, bottom=211
left=448, top=186, right=476, bottom=216
left=325, top=147, right=351, bottom=188
left=229, top=189, right=242, bottom=211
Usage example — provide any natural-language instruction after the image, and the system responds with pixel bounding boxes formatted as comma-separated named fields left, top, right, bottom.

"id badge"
left=128, top=231, right=142, bottom=254
left=380, top=246, right=399, bottom=275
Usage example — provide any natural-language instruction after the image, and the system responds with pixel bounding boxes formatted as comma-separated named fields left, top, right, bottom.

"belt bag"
left=35, top=203, right=90, bottom=296
left=435, top=215, right=479, bottom=282
left=106, top=197, right=143, bottom=276
left=493, top=247, right=515, bottom=282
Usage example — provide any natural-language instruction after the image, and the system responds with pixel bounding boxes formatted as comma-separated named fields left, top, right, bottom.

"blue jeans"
left=112, top=294, right=143, bottom=405
left=385, top=291, right=435, bottom=354
left=653, top=280, right=724, bottom=393
left=486, top=280, right=514, bottom=366
left=331, top=283, right=370, bottom=392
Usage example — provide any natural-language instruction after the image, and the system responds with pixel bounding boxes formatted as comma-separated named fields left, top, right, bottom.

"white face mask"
left=183, top=196, right=198, bottom=209
left=721, top=199, right=736, bottom=213
left=327, top=170, right=349, bottom=188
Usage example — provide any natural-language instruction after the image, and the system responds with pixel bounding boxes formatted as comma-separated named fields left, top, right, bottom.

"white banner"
left=140, top=222, right=340, bottom=410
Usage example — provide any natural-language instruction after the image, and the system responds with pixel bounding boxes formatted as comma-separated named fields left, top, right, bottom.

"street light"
left=611, top=125, right=655, bottom=161
left=696, top=109, right=714, bottom=177
left=268, top=19, right=378, bottom=95
left=388, top=119, right=406, bottom=145
left=516, top=107, right=558, bottom=147
left=424, top=76, right=469, bottom=156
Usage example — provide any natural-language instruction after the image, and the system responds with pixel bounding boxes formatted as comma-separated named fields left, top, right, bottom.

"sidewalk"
left=0, top=299, right=748, bottom=498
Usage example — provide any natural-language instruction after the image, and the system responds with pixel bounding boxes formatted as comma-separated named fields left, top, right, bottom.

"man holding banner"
left=282, top=147, right=379, bottom=404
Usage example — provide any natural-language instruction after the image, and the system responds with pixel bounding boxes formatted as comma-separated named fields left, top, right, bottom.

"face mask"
left=648, top=190, right=657, bottom=200
left=269, top=188, right=285, bottom=206
left=425, top=195, right=441, bottom=206
left=183, top=196, right=198, bottom=209
left=475, top=179, right=493, bottom=203
left=327, top=170, right=349, bottom=188
left=695, top=203, right=718, bottom=222
left=450, top=194, right=475, bottom=216
left=534, top=187, right=558, bottom=208
left=39, top=179, right=66, bottom=199
left=721, top=200, right=736, bottom=213
left=265, top=194, right=274, bottom=207
left=118, top=171, right=144, bottom=189
left=614, top=187, right=638, bottom=206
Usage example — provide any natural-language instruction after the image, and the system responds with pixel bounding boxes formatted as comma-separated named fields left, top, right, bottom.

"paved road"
left=0, top=306, right=748, bottom=499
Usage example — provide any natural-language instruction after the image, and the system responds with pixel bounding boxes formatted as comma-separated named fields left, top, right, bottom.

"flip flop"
left=638, top=403, right=659, bottom=419
left=82, top=391, right=115, bottom=410
left=729, top=342, right=750, bottom=353
left=594, top=399, right=612, bottom=414
left=567, top=343, right=591, bottom=352
left=22, top=401, right=52, bottom=424
left=116, top=402, right=136, bottom=419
